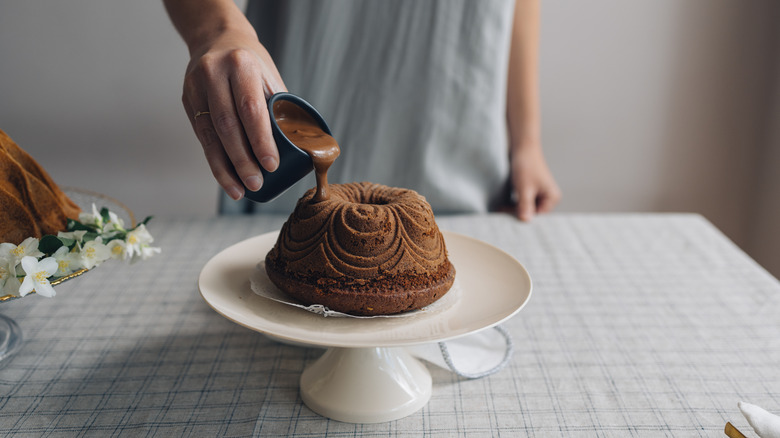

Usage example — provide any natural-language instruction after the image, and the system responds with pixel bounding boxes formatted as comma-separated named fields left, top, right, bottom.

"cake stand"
left=198, top=231, right=532, bottom=423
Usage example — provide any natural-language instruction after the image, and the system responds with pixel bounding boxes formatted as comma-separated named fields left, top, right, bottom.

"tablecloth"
left=1, top=213, right=778, bottom=437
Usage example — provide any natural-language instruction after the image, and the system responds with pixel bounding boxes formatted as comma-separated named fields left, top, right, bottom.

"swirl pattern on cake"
left=265, top=182, right=455, bottom=316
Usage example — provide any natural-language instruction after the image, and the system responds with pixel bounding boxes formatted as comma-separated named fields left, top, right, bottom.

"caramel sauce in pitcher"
left=273, top=100, right=340, bottom=202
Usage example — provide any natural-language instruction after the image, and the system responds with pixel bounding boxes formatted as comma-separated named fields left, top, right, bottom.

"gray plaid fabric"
left=1, top=214, right=778, bottom=437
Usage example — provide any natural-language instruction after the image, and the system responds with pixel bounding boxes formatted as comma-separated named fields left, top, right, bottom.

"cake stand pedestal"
left=198, top=231, right=532, bottom=423
left=301, top=347, right=431, bottom=423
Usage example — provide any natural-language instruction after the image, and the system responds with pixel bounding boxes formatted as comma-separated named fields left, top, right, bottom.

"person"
left=163, top=0, right=561, bottom=221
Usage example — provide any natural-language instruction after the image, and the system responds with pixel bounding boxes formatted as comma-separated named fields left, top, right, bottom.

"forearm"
left=506, top=0, right=541, bottom=150
left=504, top=0, right=560, bottom=220
left=163, top=0, right=257, bottom=55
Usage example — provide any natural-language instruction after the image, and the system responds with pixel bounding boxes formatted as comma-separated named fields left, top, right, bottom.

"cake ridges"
left=270, top=183, right=448, bottom=280
left=265, top=181, right=455, bottom=316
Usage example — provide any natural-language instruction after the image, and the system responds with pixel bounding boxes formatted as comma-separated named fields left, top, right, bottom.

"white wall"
left=748, top=39, right=780, bottom=278
left=540, top=2, right=778, bottom=242
left=0, top=1, right=215, bottom=217
left=1, top=1, right=778, bottom=276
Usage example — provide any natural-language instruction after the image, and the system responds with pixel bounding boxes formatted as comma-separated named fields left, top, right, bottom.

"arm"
left=163, top=0, right=286, bottom=200
left=506, top=0, right=561, bottom=221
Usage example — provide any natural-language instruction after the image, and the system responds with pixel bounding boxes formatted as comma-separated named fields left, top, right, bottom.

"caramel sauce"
left=274, top=100, right=340, bottom=202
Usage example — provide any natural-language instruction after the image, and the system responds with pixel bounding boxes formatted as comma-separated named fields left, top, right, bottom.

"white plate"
left=198, top=230, right=532, bottom=348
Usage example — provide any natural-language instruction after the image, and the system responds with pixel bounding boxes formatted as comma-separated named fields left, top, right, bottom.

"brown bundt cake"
left=0, top=130, right=81, bottom=245
left=265, top=182, right=456, bottom=316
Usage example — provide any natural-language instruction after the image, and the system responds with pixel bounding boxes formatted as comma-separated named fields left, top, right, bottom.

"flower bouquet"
left=0, top=204, right=160, bottom=300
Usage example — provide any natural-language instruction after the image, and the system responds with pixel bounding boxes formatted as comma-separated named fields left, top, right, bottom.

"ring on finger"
left=194, top=111, right=211, bottom=120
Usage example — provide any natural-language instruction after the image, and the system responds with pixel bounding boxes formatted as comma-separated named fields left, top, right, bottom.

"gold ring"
left=194, top=111, right=211, bottom=120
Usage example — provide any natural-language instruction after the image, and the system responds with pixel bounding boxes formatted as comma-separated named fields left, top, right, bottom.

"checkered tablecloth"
left=1, top=213, right=778, bottom=437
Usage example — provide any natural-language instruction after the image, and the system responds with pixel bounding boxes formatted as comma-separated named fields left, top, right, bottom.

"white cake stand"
left=198, top=231, right=532, bottom=423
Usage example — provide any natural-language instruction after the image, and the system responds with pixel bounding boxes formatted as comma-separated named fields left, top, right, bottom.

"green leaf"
left=82, top=232, right=100, bottom=243
left=67, top=219, right=94, bottom=232
left=101, top=230, right=126, bottom=243
left=130, top=216, right=153, bottom=229
left=38, top=235, right=64, bottom=254
left=58, top=237, right=76, bottom=249
left=100, top=207, right=111, bottom=224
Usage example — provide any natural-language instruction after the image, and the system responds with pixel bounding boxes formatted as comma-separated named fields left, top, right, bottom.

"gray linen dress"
left=222, top=0, right=515, bottom=214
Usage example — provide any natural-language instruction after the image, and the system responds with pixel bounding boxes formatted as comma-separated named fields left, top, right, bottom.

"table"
left=1, top=213, right=778, bottom=437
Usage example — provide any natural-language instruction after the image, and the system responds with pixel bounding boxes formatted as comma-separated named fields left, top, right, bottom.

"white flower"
left=0, top=239, right=43, bottom=297
left=0, top=255, right=10, bottom=277
left=0, top=237, right=44, bottom=261
left=125, top=224, right=156, bottom=259
left=106, top=239, right=128, bottom=260
left=119, top=223, right=161, bottom=263
left=57, top=230, right=88, bottom=243
left=0, top=261, right=11, bottom=284
left=1, top=207, right=158, bottom=299
left=2, top=278, right=21, bottom=296
left=79, top=204, right=125, bottom=234
left=102, top=211, right=126, bottom=234
left=0, top=261, right=21, bottom=297
left=19, top=256, right=58, bottom=297
left=52, top=246, right=83, bottom=277
left=131, top=245, right=161, bottom=264
left=0, top=237, right=43, bottom=273
left=79, top=239, right=111, bottom=270
left=78, top=203, right=103, bottom=228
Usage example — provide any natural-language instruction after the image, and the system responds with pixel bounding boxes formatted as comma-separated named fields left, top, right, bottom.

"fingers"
left=184, top=92, right=246, bottom=200
left=536, top=189, right=560, bottom=214
left=515, top=188, right=536, bottom=222
left=514, top=188, right=561, bottom=222
left=209, top=98, right=264, bottom=194
left=203, top=58, right=265, bottom=193
left=182, top=47, right=284, bottom=200
left=510, top=170, right=562, bottom=222
left=229, top=50, right=278, bottom=173
left=508, top=145, right=561, bottom=222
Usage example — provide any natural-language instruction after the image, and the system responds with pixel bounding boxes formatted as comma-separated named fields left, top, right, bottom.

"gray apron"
left=222, top=0, right=514, bottom=214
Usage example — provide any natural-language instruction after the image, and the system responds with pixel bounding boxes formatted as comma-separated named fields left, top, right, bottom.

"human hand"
left=182, top=30, right=286, bottom=201
left=507, top=143, right=562, bottom=222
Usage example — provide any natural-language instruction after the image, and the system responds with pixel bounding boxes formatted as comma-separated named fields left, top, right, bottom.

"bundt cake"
left=0, top=130, right=81, bottom=245
left=265, top=182, right=456, bottom=316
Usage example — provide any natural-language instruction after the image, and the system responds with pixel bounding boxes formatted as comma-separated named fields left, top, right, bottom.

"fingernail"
left=227, top=185, right=244, bottom=201
left=245, top=175, right=263, bottom=191
left=261, top=156, right=278, bottom=172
